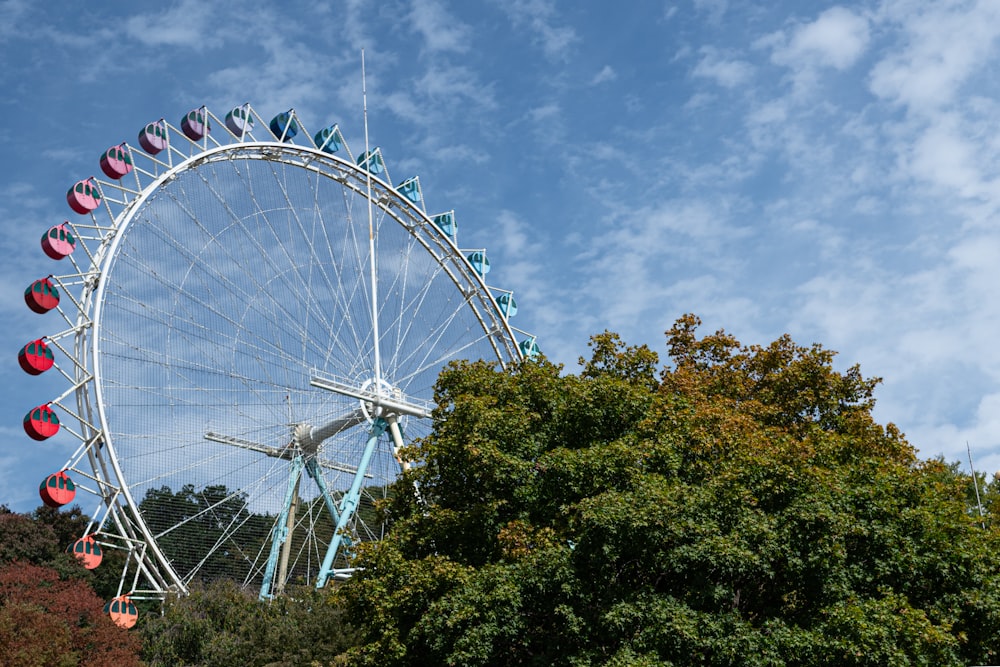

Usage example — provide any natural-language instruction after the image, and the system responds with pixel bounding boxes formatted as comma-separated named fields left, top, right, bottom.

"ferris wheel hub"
left=310, top=374, right=433, bottom=421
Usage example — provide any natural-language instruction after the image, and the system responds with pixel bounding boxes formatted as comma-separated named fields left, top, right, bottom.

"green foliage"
left=139, top=483, right=273, bottom=585
left=0, top=511, right=61, bottom=565
left=140, top=579, right=359, bottom=667
left=580, top=330, right=660, bottom=389
left=340, top=316, right=1000, bottom=666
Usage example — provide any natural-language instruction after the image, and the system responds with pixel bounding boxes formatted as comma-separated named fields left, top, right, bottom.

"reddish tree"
left=0, top=561, right=141, bottom=666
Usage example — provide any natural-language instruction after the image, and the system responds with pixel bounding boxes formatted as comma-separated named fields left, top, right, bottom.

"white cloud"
left=528, top=102, right=560, bottom=123
left=498, top=0, right=577, bottom=60
left=591, top=65, right=617, bottom=85
left=488, top=210, right=547, bottom=319
left=906, top=113, right=983, bottom=196
left=408, top=0, right=472, bottom=53
left=417, top=65, right=497, bottom=109
left=693, top=0, right=728, bottom=24
left=123, top=0, right=218, bottom=48
left=692, top=47, right=753, bottom=88
left=206, top=37, right=339, bottom=121
left=684, top=91, right=716, bottom=110
left=567, top=199, right=753, bottom=339
left=0, top=0, right=29, bottom=40
left=870, top=0, right=1000, bottom=113
left=770, top=6, right=870, bottom=71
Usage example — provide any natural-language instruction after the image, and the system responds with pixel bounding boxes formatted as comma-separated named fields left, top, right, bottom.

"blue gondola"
left=519, top=337, right=541, bottom=359
left=357, top=149, right=384, bottom=175
left=269, top=111, right=299, bottom=141
left=466, top=250, right=490, bottom=276
left=432, top=211, right=456, bottom=239
left=313, top=124, right=345, bottom=154
left=397, top=177, right=422, bottom=204
left=497, top=293, right=517, bottom=317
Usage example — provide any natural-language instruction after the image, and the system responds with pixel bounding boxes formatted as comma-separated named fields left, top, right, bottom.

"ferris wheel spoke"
left=103, top=245, right=323, bottom=371
left=390, top=293, right=495, bottom=388
left=380, top=252, right=458, bottom=381
left=309, top=189, right=375, bottom=369
left=377, top=235, right=431, bottom=376
left=156, top=181, right=344, bottom=360
left=103, top=270, right=334, bottom=397
left=195, top=158, right=377, bottom=377
left=144, top=179, right=340, bottom=357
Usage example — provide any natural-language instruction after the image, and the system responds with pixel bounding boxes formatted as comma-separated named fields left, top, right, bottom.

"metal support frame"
left=315, top=417, right=389, bottom=589
left=260, top=455, right=304, bottom=600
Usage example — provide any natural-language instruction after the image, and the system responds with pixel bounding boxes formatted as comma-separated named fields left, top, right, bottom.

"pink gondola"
left=138, top=120, right=168, bottom=154
left=181, top=108, right=210, bottom=141
left=66, top=179, right=101, bottom=214
left=41, top=223, right=76, bottom=260
left=100, top=144, right=134, bottom=179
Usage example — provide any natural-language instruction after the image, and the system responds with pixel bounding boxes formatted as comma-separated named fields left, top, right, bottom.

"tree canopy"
left=0, top=561, right=142, bottom=666
left=5, top=317, right=1000, bottom=665
left=338, top=317, right=1000, bottom=666
left=140, top=579, right=358, bottom=667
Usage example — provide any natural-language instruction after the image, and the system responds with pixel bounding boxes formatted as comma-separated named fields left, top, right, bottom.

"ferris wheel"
left=20, top=102, right=538, bottom=616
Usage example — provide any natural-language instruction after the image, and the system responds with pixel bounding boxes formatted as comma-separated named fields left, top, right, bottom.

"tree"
left=0, top=511, right=62, bottom=566
left=339, top=316, right=1000, bottom=666
left=0, top=505, right=128, bottom=599
left=140, top=579, right=359, bottom=666
left=0, top=561, right=142, bottom=666
left=138, top=483, right=273, bottom=584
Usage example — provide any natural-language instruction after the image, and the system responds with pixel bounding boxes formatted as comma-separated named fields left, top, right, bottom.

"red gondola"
left=68, top=535, right=102, bottom=569
left=24, top=278, right=60, bottom=314
left=181, top=108, right=210, bottom=141
left=18, top=339, right=55, bottom=375
left=138, top=120, right=168, bottom=154
left=67, top=179, right=101, bottom=214
left=104, top=595, right=138, bottom=629
left=40, top=223, right=76, bottom=260
left=100, top=144, right=134, bottom=179
left=39, top=471, right=76, bottom=507
left=23, top=404, right=60, bottom=441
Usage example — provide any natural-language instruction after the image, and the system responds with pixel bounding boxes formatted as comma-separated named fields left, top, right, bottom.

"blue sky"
left=4, top=0, right=1000, bottom=510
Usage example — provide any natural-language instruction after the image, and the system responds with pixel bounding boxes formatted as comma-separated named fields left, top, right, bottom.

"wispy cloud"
left=0, top=0, right=30, bottom=41
left=693, top=0, right=729, bottom=24
left=591, top=65, right=617, bottom=85
left=206, top=36, right=344, bottom=121
left=497, top=0, right=577, bottom=60
left=122, top=0, right=219, bottom=48
left=870, top=1, right=1000, bottom=113
left=771, top=6, right=871, bottom=71
left=692, top=47, right=754, bottom=88
left=408, top=0, right=473, bottom=53
left=417, top=64, right=497, bottom=109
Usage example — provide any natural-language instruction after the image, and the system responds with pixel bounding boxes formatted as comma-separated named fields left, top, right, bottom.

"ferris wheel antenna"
left=361, top=48, right=383, bottom=392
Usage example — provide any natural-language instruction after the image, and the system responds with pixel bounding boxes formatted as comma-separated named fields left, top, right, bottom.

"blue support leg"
left=315, top=418, right=388, bottom=589
left=260, top=455, right=304, bottom=600
left=304, top=457, right=342, bottom=526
